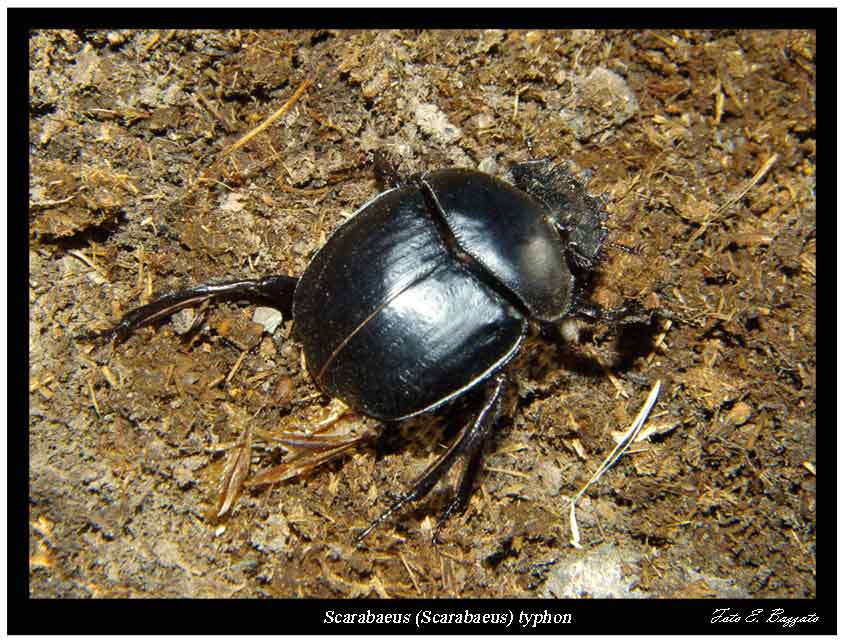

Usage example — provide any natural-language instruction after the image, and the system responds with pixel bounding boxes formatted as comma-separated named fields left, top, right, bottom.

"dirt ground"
left=29, top=29, right=816, bottom=598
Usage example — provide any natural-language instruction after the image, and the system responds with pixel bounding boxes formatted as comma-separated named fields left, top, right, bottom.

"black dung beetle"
left=85, top=155, right=645, bottom=543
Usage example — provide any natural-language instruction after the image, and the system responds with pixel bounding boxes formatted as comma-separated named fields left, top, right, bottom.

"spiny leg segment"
left=355, top=372, right=507, bottom=544
left=80, top=275, right=298, bottom=343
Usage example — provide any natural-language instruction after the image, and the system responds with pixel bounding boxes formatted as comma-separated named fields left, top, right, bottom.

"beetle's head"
left=509, top=160, right=610, bottom=272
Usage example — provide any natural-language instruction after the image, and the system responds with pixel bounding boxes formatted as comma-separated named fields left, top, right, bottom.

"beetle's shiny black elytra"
left=85, top=157, right=640, bottom=544
left=295, top=168, right=574, bottom=422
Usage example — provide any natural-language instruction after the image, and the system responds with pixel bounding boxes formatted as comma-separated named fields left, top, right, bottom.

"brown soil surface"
left=29, top=29, right=816, bottom=598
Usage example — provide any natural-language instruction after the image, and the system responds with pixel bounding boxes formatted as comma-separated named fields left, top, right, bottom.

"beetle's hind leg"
left=355, top=373, right=507, bottom=545
left=80, top=275, right=298, bottom=344
left=431, top=435, right=486, bottom=544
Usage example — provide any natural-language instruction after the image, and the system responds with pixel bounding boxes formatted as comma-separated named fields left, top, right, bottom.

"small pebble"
left=171, top=308, right=196, bottom=335
left=725, top=401, right=753, bottom=427
left=106, top=31, right=128, bottom=46
left=559, top=318, right=580, bottom=344
left=253, top=307, right=283, bottom=335
left=477, top=156, right=498, bottom=174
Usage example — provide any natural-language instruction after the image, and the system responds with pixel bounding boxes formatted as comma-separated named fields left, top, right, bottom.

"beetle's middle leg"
left=81, top=275, right=299, bottom=344
left=355, top=373, right=507, bottom=544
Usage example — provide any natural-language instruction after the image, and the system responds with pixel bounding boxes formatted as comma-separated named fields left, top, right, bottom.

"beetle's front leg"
left=570, top=298, right=652, bottom=326
left=81, top=274, right=298, bottom=344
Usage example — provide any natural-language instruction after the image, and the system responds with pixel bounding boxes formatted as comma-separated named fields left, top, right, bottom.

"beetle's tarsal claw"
left=76, top=324, right=125, bottom=345
left=354, top=497, right=407, bottom=545
left=76, top=328, right=102, bottom=342
left=431, top=495, right=464, bottom=545
left=606, top=240, right=643, bottom=256
left=431, top=522, right=445, bottom=546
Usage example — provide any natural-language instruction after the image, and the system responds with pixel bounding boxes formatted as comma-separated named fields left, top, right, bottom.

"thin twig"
left=181, top=77, right=313, bottom=201
left=568, top=380, right=662, bottom=548
left=717, top=153, right=779, bottom=215
left=213, top=78, right=312, bottom=171
left=399, top=552, right=422, bottom=596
